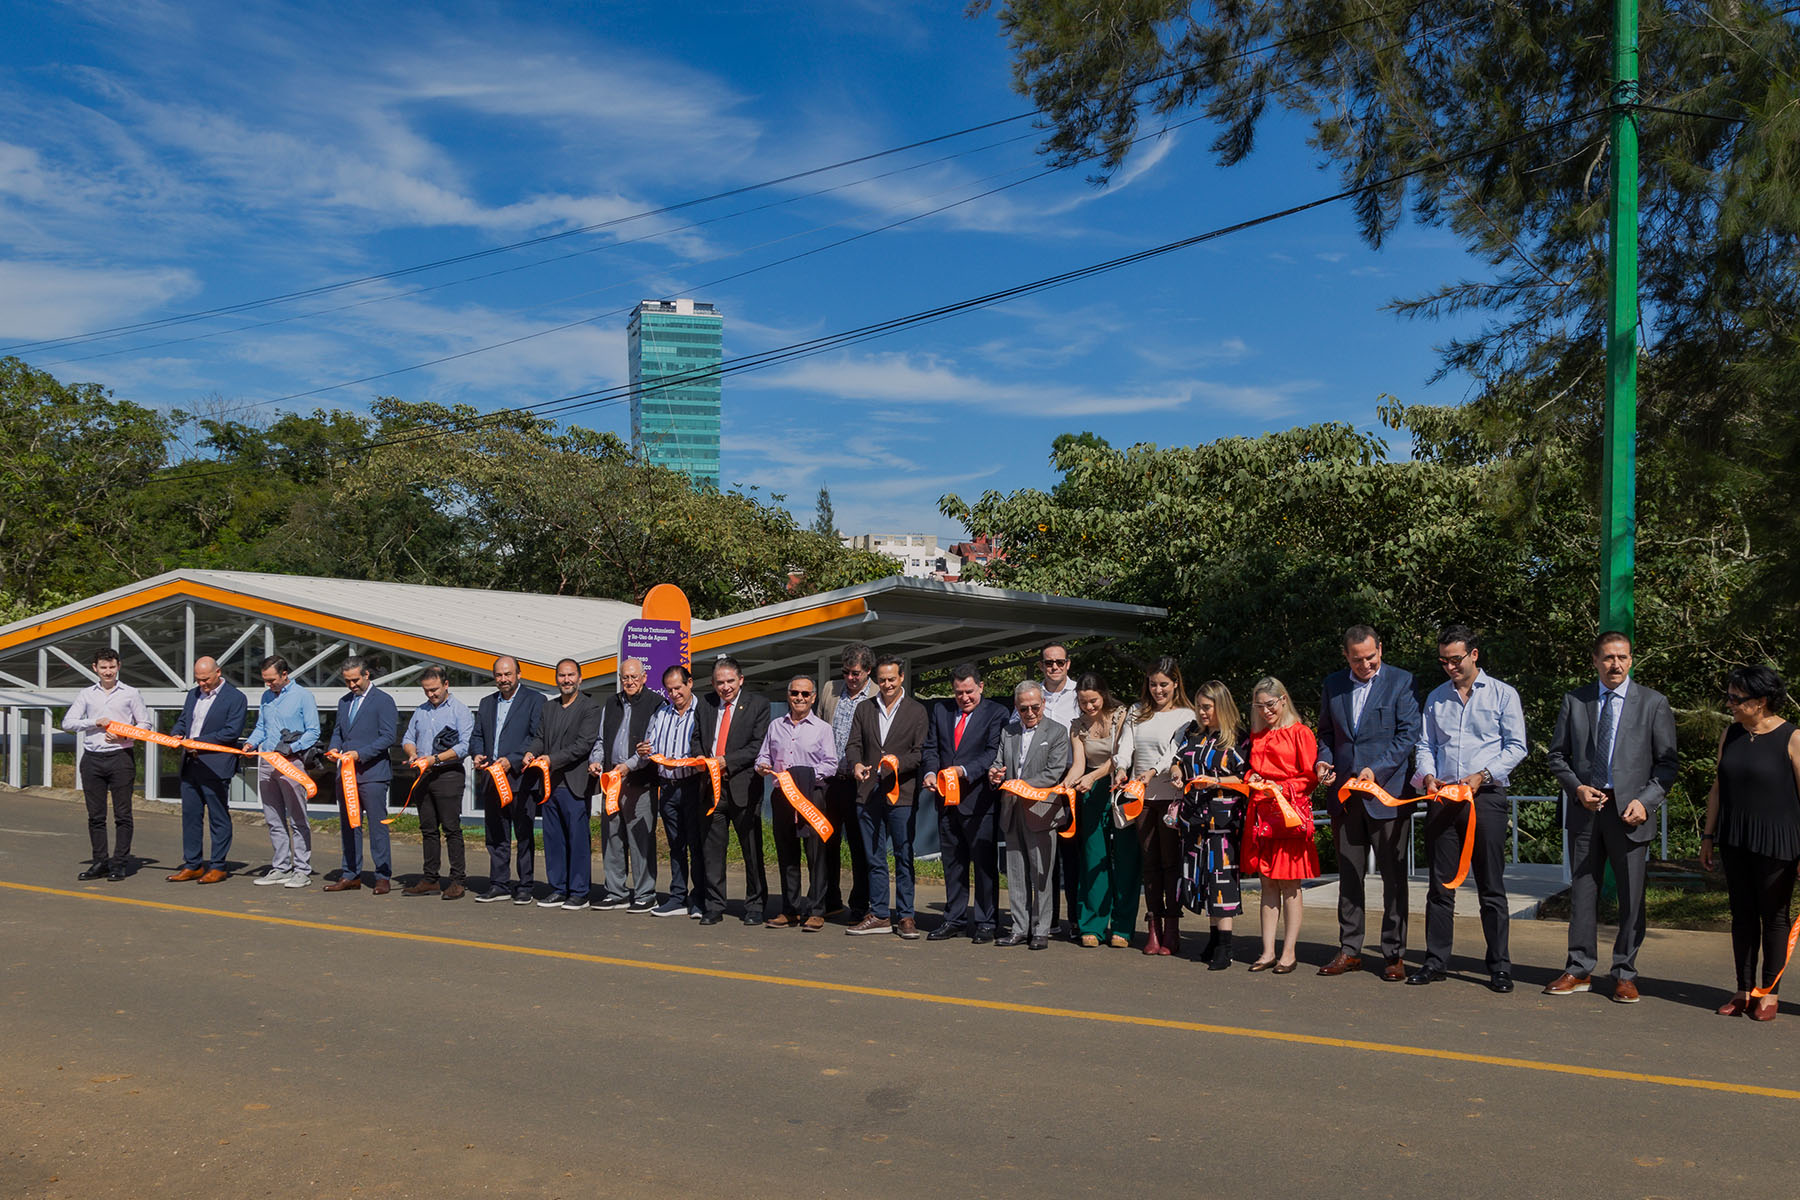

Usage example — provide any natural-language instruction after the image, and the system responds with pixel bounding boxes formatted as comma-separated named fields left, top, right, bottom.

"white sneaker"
left=254, top=870, right=293, bottom=886
left=284, top=872, right=313, bottom=888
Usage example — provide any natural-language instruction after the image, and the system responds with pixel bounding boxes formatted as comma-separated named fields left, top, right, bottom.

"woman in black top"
left=1702, top=665, right=1800, bottom=1021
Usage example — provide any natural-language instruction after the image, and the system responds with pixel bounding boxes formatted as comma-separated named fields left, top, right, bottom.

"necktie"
left=1595, top=690, right=1616, bottom=781
left=954, top=711, right=968, bottom=750
left=715, top=700, right=732, bottom=756
left=346, top=695, right=362, bottom=729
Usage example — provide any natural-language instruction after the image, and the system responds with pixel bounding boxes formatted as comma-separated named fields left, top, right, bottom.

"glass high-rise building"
left=628, top=298, right=723, bottom=490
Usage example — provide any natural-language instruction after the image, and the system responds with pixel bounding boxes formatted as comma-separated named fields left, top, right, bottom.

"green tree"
left=812, top=486, right=837, bottom=538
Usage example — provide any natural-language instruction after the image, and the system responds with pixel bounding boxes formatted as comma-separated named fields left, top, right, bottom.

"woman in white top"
left=1121, top=655, right=1199, bottom=956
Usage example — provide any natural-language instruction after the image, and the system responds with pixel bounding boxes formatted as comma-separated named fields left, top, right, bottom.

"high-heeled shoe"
left=1270, top=960, right=1298, bottom=975
left=1751, top=997, right=1780, bottom=1022
left=1716, top=996, right=1749, bottom=1017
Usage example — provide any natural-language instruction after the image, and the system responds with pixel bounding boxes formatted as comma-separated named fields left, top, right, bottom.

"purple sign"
left=619, top=617, right=689, bottom=700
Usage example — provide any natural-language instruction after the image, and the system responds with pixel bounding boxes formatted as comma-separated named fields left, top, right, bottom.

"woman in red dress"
left=1242, top=677, right=1320, bottom=973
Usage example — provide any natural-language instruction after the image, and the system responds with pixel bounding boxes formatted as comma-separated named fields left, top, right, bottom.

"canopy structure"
left=0, top=570, right=1163, bottom=812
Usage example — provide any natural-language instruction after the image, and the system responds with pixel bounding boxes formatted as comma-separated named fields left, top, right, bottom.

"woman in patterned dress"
left=1176, top=679, right=1247, bottom=970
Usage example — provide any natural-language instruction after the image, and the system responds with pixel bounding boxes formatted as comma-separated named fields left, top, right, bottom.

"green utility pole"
left=1600, top=0, right=1639, bottom=637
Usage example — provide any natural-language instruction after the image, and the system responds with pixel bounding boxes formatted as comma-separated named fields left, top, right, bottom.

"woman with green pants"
left=1067, top=673, right=1140, bottom=947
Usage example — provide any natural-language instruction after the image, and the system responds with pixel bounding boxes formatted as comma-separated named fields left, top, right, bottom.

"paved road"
left=3, top=788, right=1795, bottom=1199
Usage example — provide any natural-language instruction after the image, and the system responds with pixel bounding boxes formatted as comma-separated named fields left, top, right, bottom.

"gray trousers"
left=999, top=800, right=1056, bottom=938
left=1565, top=808, right=1650, bottom=980
left=259, top=759, right=313, bottom=875
left=600, top=776, right=656, bottom=903
left=1334, top=802, right=1411, bottom=958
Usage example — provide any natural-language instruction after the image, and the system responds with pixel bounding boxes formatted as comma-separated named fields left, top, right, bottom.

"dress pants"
left=999, top=800, right=1056, bottom=938
left=657, top=776, right=705, bottom=908
left=703, top=795, right=768, bottom=919
left=258, top=758, right=312, bottom=875
left=1421, top=786, right=1510, bottom=973
left=771, top=783, right=830, bottom=918
left=542, top=783, right=592, bottom=899
left=79, top=749, right=136, bottom=868
left=1334, top=801, right=1412, bottom=958
left=1565, top=807, right=1650, bottom=980
left=1074, top=778, right=1142, bottom=939
left=482, top=773, right=535, bottom=893
left=859, top=802, right=917, bottom=921
left=339, top=777, right=392, bottom=881
left=416, top=767, right=467, bottom=884
left=1721, top=844, right=1798, bottom=994
left=179, top=759, right=233, bottom=871
left=1138, top=802, right=1182, bottom=919
left=821, top=774, right=868, bottom=915
left=938, top=799, right=1000, bottom=929
left=600, top=775, right=656, bottom=904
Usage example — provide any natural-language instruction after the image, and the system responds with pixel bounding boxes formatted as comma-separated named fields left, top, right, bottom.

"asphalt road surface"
left=3, top=788, right=1795, bottom=1199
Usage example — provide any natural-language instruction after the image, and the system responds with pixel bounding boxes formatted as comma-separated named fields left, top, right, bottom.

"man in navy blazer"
left=921, top=663, right=1009, bottom=942
left=1315, top=625, right=1422, bottom=980
left=322, top=655, right=398, bottom=894
left=166, top=656, right=248, bottom=884
left=469, top=655, right=544, bottom=903
left=692, top=656, right=772, bottom=925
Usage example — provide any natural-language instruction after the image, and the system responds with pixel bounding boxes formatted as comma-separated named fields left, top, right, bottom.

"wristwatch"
left=1479, top=767, right=1493, bottom=785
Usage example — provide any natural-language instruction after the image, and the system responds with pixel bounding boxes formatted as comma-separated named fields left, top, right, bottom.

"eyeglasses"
left=1254, top=699, right=1281, bottom=711
left=1016, top=704, right=1043, bottom=714
left=1437, top=653, right=1469, bottom=668
left=1726, top=693, right=1753, bottom=707
left=788, top=689, right=814, bottom=698
left=1041, top=657, right=1068, bottom=667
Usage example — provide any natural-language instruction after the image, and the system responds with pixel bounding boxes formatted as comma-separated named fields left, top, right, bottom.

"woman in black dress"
left=1702, top=665, right=1800, bottom=1021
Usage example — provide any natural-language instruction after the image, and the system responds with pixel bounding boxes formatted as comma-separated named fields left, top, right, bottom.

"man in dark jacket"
left=528, top=658, right=602, bottom=910
left=693, top=656, right=772, bottom=926
left=469, top=656, right=544, bottom=904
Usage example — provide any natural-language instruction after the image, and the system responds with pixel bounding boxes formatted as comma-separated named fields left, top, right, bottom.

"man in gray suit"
left=1543, top=631, right=1679, bottom=1003
left=989, top=682, right=1072, bottom=950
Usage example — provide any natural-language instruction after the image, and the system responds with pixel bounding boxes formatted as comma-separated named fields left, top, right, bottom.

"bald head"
left=492, top=656, right=520, bottom=699
left=193, top=656, right=222, bottom=693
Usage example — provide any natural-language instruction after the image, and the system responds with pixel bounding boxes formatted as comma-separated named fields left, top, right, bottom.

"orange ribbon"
left=934, top=768, right=961, bottom=808
left=999, top=778, right=1079, bottom=840
left=325, top=749, right=361, bottom=829
left=1191, top=775, right=1308, bottom=830
left=384, top=758, right=434, bottom=825
left=523, top=755, right=555, bottom=806
left=1116, top=778, right=1147, bottom=822
left=1338, top=778, right=1477, bottom=888
left=877, top=754, right=901, bottom=804
left=648, top=754, right=725, bottom=814
left=597, top=765, right=626, bottom=816
left=773, top=770, right=833, bottom=839
left=483, top=761, right=515, bottom=808
left=1754, top=914, right=1800, bottom=998
left=101, top=720, right=318, bottom=800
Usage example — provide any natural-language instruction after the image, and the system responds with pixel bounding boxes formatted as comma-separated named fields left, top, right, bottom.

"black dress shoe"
left=698, top=914, right=723, bottom=926
left=927, top=922, right=967, bottom=942
left=1489, top=971, right=1515, bottom=994
left=107, top=869, right=126, bottom=882
left=1405, top=967, right=1447, bottom=986
left=742, top=913, right=765, bottom=926
left=996, top=931, right=1029, bottom=947
left=78, top=864, right=108, bottom=881
left=1028, top=936, right=1049, bottom=951
left=971, top=924, right=996, bottom=945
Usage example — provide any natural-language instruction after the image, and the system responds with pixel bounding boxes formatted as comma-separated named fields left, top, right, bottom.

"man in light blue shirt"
left=1408, top=624, right=1528, bottom=993
left=243, top=654, right=321, bottom=888
left=399, top=665, right=475, bottom=899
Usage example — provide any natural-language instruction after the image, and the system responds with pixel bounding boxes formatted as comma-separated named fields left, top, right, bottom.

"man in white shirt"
left=62, top=647, right=149, bottom=881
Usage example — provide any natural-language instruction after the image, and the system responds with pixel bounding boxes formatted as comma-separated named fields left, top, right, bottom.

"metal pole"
left=1600, top=0, right=1640, bottom=637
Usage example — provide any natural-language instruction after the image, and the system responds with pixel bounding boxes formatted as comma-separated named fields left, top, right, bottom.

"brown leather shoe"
left=372, top=878, right=392, bottom=895
left=441, top=882, right=465, bottom=900
left=197, top=868, right=228, bottom=884
left=1317, top=951, right=1363, bottom=976
left=767, top=913, right=794, bottom=928
left=1542, top=972, right=1592, bottom=996
left=323, top=877, right=362, bottom=892
left=1382, top=956, right=1406, bottom=982
left=802, top=916, right=825, bottom=932
left=894, top=917, right=920, bottom=940
left=402, top=880, right=439, bottom=896
left=1611, top=978, right=1641, bottom=1004
left=166, top=867, right=205, bottom=882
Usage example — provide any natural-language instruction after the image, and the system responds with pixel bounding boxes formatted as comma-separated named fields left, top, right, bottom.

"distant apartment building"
left=629, top=298, right=722, bottom=490
left=845, top=533, right=963, bottom=580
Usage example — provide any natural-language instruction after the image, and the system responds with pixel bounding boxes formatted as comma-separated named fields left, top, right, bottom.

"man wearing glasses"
left=755, top=674, right=838, bottom=930
left=989, top=682, right=1073, bottom=950
left=817, top=643, right=878, bottom=921
left=1036, top=644, right=1079, bottom=728
left=1543, top=632, right=1678, bottom=1002
left=1408, top=625, right=1528, bottom=992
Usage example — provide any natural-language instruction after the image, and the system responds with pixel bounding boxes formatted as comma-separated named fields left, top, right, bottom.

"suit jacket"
left=996, top=718, right=1073, bottom=832
left=531, top=693, right=602, bottom=797
left=171, top=680, right=248, bottom=781
left=469, top=688, right=544, bottom=786
left=694, top=690, right=773, bottom=810
left=921, top=696, right=1009, bottom=816
left=328, top=686, right=398, bottom=782
left=847, top=694, right=929, bottom=806
left=1545, top=678, right=1679, bottom=844
left=597, top=688, right=663, bottom=782
left=1316, top=666, right=1422, bottom=819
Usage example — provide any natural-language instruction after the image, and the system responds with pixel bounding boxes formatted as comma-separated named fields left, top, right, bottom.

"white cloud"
left=0, top=261, right=199, bottom=342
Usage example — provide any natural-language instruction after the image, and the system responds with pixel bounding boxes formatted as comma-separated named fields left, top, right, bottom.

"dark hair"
left=788, top=673, right=817, bottom=691
left=92, top=647, right=120, bottom=667
left=662, top=664, right=692, bottom=685
left=1074, top=671, right=1119, bottom=715
left=1041, top=642, right=1069, bottom=658
left=1343, top=624, right=1381, bottom=650
left=950, top=662, right=982, bottom=685
left=420, top=664, right=449, bottom=684
left=1594, top=630, right=1632, bottom=654
left=1727, top=665, right=1787, bottom=709
left=1436, top=624, right=1479, bottom=653
left=342, top=655, right=374, bottom=677
left=840, top=642, right=875, bottom=672
left=712, top=655, right=743, bottom=677
left=874, top=653, right=905, bottom=676
left=555, top=657, right=582, bottom=675
left=1136, top=655, right=1194, bottom=715
left=259, top=654, right=290, bottom=675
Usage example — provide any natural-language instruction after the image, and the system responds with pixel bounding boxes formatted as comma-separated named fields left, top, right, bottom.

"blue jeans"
left=657, top=776, right=705, bottom=907
left=543, top=784, right=592, bottom=898
left=858, top=802, right=918, bottom=920
left=179, top=764, right=232, bottom=870
left=339, top=777, right=391, bottom=881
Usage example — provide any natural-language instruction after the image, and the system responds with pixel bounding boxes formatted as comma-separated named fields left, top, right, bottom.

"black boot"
left=1208, top=931, right=1234, bottom=971
left=1196, top=926, right=1219, bottom=964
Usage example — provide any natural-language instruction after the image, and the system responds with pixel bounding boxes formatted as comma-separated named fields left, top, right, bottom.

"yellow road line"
left=8, top=880, right=1796, bottom=1102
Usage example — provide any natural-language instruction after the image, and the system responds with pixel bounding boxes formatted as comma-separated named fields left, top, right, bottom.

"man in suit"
left=1543, top=631, right=1679, bottom=1003
left=845, top=654, right=929, bottom=938
left=587, top=656, right=664, bottom=912
left=1315, top=624, right=1422, bottom=981
left=323, top=655, right=399, bottom=894
left=990, top=681, right=1073, bottom=950
left=529, top=657, right=602, bottom=910
left=816, top=642, right=877, bottom=920
left=694, top=656, right=772, bottom=926
left=921, top=662, right=1008, bottom=942
left=166, top=656, right=248, bottom=884
left=470, top=656, right=544, bottom=904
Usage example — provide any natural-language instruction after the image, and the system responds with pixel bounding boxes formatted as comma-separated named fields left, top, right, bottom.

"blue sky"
left=1, top=1, right=1497, bottom=541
